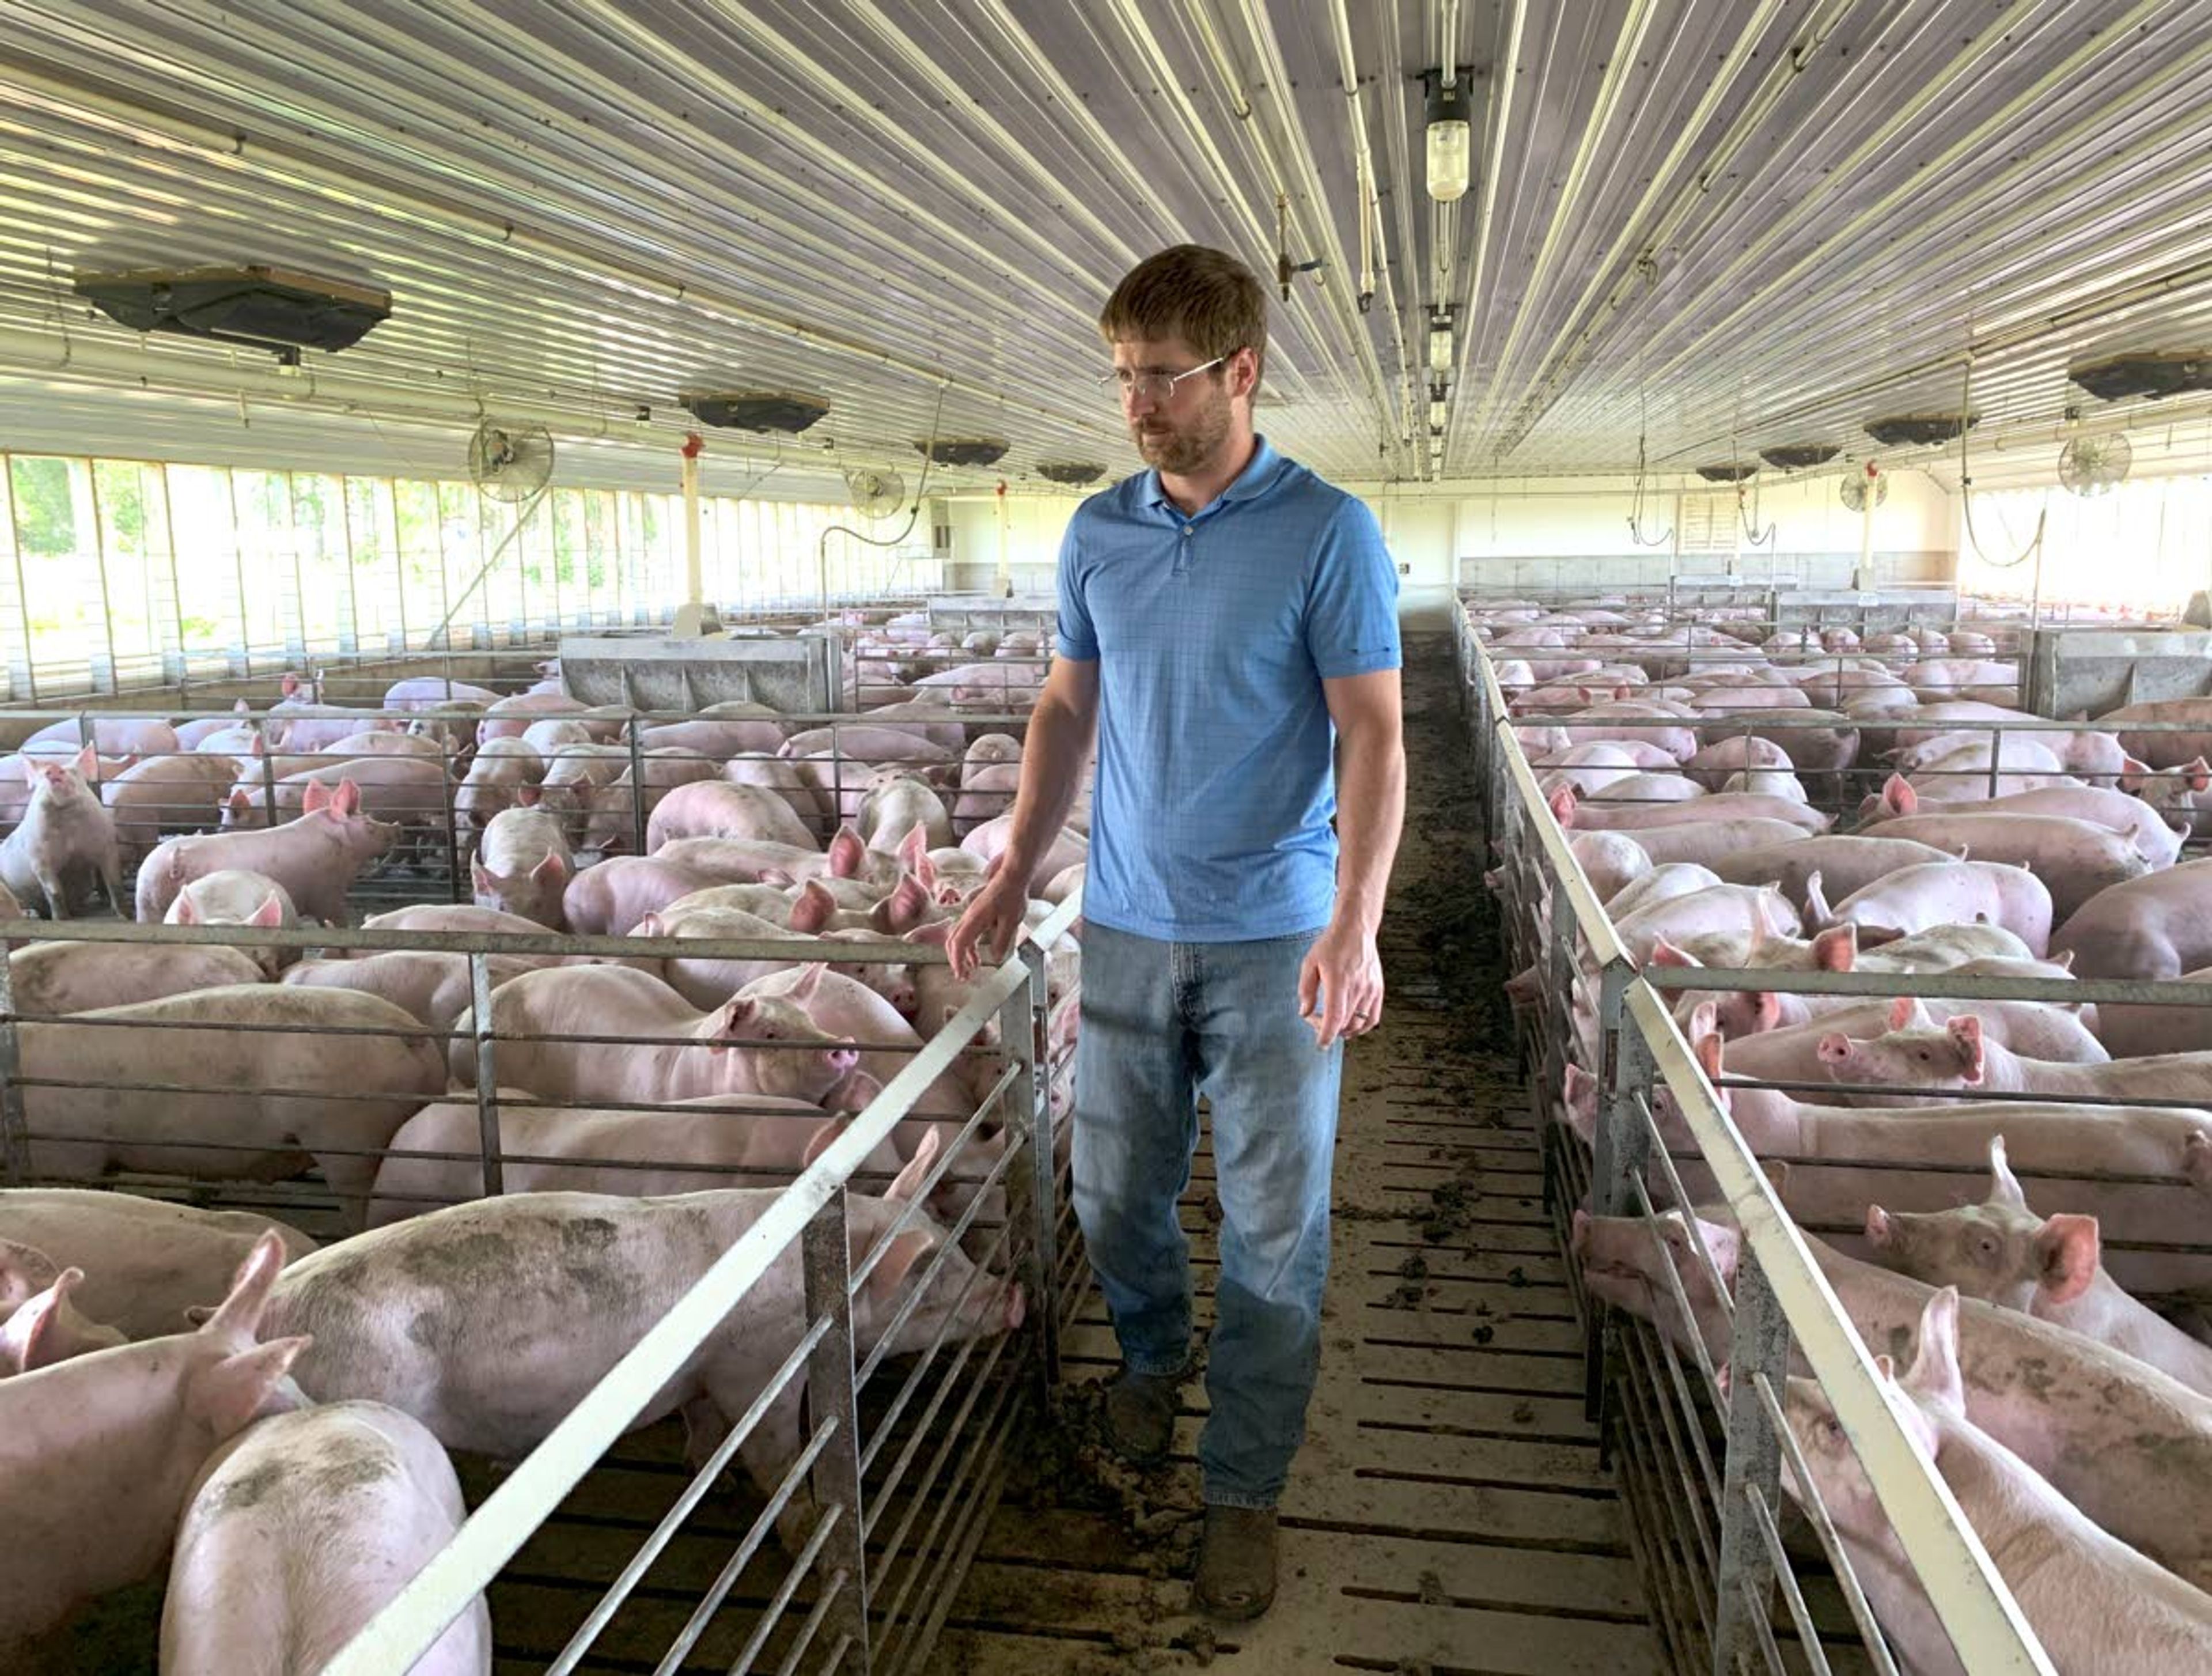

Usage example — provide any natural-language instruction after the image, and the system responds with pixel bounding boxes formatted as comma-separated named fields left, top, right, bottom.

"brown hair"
left=1099, top=245, right=1267, bottom=395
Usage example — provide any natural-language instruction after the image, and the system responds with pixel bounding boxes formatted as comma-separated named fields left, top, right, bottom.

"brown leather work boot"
left=1192, top=1504, right=1277, bottom=1621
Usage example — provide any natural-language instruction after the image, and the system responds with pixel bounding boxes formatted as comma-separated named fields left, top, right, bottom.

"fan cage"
left=2067, top=351, right=2212, bottom=404
left=684, top=389, right=831, bottom=433
left=1036, top=462, right=1105, bottom=486
left=916, top=438, right=1010, bottom=468
left=1864, top=413, right=1976, bottom=448
left=1694, top=463, right=1758, bottom=483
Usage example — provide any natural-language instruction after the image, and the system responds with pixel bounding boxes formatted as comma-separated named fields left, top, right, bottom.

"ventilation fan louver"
left=468, top=421, right=555, bottom=503
left=1865, top=413, right=1976, bottom=448
left=844, top=466, right=907, bottom=519
left=1840, top=472, right=1888, bottom=512
left=1695, top=463, right=1758, bottom=483
left=683, top=390, right=830, bottom=433
left=917, top=438, right=1009, bottom=468
left=1036, top=462, right=1105, bottom=486
left=2067, top=351, right=2212, bottom=403
left=1759, top=444, right=1842, bottom=471
left=2058, top=432, right=2132, bottom=498
left=73, top=264, right=389, bottom=353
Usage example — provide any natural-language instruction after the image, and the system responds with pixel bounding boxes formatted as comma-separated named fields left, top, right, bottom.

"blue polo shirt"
left=1055, top=435, right=1400, bottom=941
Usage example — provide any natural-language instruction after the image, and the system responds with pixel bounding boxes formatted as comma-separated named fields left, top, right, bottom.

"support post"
left=0, top=951, right=32, bottom=1185
left=997, top=943, right=1061, bottom=1411
left=801, top=1190, right=873, bottom=1674
left=469, top=952, right=505, bottom=1197
left=1711, top=1251, right=1791, bottom=1675
left=1587, top=1002, right=1654, bottom=1432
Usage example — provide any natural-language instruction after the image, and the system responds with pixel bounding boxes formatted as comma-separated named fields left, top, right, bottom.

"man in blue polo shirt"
left=947, top=244, right=1405, bottom=1620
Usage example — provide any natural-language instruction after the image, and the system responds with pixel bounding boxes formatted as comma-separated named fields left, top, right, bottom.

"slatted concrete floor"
left=926, top=640, right=1664, bottom=1675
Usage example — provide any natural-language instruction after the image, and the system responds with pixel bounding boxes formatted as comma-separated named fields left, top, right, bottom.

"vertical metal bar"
left=1588, top=1009, right=1654, bottom=1429
left=86, top=458, right=120, bottom=694
left=2, top=452, right=35, bottom=704
left=0, top=952, right=32, bottom=1185
left=1710, top=1250, right=1791, bottom=1675
left=469, top=952, right=505, bottom=1197
left=801, top=1190, right=873, bottom=1674
left=228, top=469, right=253, bottom=679
left=284, top=468, right=308, bottom=664
left=339, top=473, right=362, bottom=657
left=390, top=480, right=412, bottom=653
left=627, top=725, right=649, bottom=856
left=158, top=463, right=185, bottom=686
left=997, top=943, right=1060, bottom=1410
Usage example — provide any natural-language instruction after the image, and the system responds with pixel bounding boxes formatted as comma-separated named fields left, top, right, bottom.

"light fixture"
left=1423, top=70, right=1474, bottom=203
left=1429, top=396, right=1448, bottom=432
left=1428, top=310, right=1455, bottom=380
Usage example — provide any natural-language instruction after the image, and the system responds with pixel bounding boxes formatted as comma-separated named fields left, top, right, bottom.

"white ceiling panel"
left=0, top=0, right=2206, bottom=495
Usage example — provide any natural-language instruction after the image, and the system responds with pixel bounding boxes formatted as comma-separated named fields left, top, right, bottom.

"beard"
left=1130, top=387, right=1233, bottom=475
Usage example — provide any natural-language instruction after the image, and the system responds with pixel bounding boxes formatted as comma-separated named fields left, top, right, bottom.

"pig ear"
left=1696, top=1218, right=1741, bottom=1287
left=200, top=1229, right=289, bottom=1345
left=2051, top=949, right=2074, bottom=971
left=1752, top=992, right=1783, bottom=1033
left=1694, top=1032, right=1725, bottom=1082
left=0, top=1238, right=59, bottom=1311
left=73, top=743, right=97, bottom=777
left=2035, top=1214, right=2100, bottom=1306
left=1985, top=1135, right=2027, bottom=1210
left=529, top=851, right=569, bottom=887
left=334, top=778, right=361, bottom=816
left=1812, top=925, right=1857, bottom=972
left=470, top=859, right=495, bottom=895
left=1887, top=996, right=1917, bottom=1032
left=1690, top=1001, right=1718, bottom=1041
left=172, top=891, right=200, bottom=925
left=301, top=778, right=330, bottom=814
left=897, top=822, right=927, bottom=871
left=1902, top=1287, right=1967, bottom=1420
left=1648, top=938, right=1698, bottom=968
left=1815, top=1032, right=1851, bottom=1065
left=859, top=1229, right=939, bottom=1302
left=1800, top=871, right=1830, bottom=929
left=1547, top=786, right=1577, bottom=826
left=1758, top=1157, right=1791, bottom=1198
left=1886, top=773, right=1918, bottom=817
left=708, top=997, right=760, bottom=1053
left=801, top=1117, right=850, bottom=1170
left=828, top=826, right=867, bottom=879
left=1864, top=1204, right=1894, bottom=1247
left=1945, top=1015, right=1984, bottom=1083
left=887, top=1126, right=941, bottom=1202
left=233, top=698, right=252, bottom=715
left=904, top=920, right=952, bottom=949
left=1, top=1268, right=85, bottom=1373
left=17, top=755, right=37, bottom=789
left=636, top=912, right=666, bottom=937
left=281, top=673, right=301, bottom=697
left=248, top=732, right=267, bottom=757
left=188, top=1336, right=311, bottom=1436
left=2186, top=755, right=2212, bottom=795
left=789, top=880, right=834, bottom=934
left=517, top=783, right=542, bottom=808
left=789, top=962, right=827, bottom=1001
left=246, top=893, right=286, bottom=930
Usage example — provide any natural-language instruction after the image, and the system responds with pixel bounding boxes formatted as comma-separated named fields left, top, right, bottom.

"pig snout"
left=1001, top=1282, right=1026, bottom=1331
left=826, top=1045, right=860, bottom=1076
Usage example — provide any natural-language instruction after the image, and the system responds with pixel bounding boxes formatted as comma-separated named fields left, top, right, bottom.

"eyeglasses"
left=1099, top=355, right=1226, bottom=406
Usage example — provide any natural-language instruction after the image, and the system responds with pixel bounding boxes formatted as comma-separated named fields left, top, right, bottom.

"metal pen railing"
left=1459, top=612, right=2054, bottom=1676
left=0, top=895, right=1080, bottom=1675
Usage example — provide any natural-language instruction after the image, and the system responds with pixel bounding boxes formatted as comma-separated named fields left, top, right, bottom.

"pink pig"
left=0, top=1232, right=308, bottom=1658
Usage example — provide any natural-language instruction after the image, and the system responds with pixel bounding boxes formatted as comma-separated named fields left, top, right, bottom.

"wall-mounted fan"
left=845, top=466, right=907, bottom=519
left=468, top=420, right=555, bottom=501
left=2058, top=431, right=2131, bottom=498
left=1840, top=471, right=1888, bottom=512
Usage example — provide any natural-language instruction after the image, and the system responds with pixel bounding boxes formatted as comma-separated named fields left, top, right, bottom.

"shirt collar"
left=1138, top=434, right=1282, bottom=512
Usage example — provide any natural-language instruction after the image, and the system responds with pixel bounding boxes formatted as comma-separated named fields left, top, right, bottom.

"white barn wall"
left=943, top=470, right=1961, bottom=628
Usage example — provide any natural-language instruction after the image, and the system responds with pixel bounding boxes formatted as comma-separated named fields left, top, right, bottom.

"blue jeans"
left=1071, top=920, right=1343, bottom=1509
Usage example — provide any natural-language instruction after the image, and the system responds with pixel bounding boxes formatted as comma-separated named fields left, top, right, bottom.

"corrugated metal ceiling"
left=0, top=0, right=2208, bottom=496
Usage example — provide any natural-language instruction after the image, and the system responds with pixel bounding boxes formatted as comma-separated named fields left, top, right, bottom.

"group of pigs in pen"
left=0, top=608, right=1080, bottom=1672
left=1474, top=596, right=2212, bottom=1673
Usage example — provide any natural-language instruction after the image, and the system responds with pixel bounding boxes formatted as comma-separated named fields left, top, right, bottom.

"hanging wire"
left=1956, top=356, right=2046, bottom=570
left=1626, top=358, right=1673, bottom=547
left=815, top=384, right=948, bottom=609
left=1731, top=402, right=1775, bottom=547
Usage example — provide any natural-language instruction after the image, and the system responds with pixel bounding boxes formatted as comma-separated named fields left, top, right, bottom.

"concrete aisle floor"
left=927, top=636, right=1664, bottom=1675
